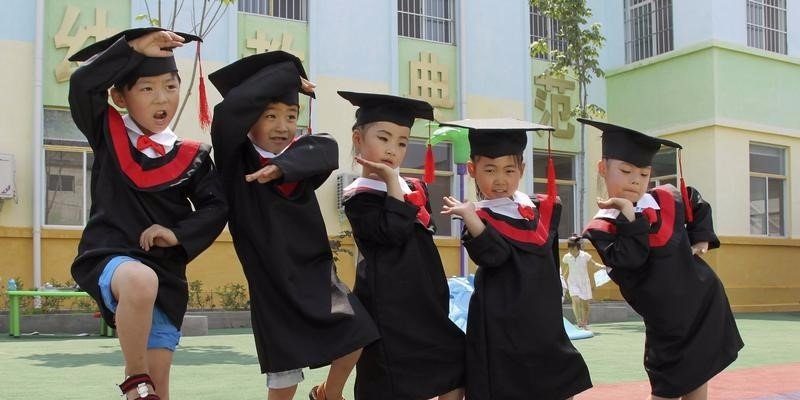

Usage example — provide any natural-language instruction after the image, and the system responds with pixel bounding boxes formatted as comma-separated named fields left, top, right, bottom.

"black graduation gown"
left=343, top=179, right=465, bottom=400
left=210, top=72, right=379, bottom=374
left=463, top=195, right=592, bottom=400
left=582, top=185, right=743, bottom=397
left=68, top=38, right=228, bottom=329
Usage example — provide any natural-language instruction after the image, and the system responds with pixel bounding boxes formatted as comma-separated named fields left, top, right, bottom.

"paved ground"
left=1, top=312, right=797, bottom=399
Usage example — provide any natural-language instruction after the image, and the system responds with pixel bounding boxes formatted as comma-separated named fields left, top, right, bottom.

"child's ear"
left=110, top=88, right=127, bottom=109
left=466, top=160, right=476, bottom=177
left=597, top=159, right=607, bottom=178
left=351, top=130, right=362, bottom=153
left=520, top=161, right=526, bottom=177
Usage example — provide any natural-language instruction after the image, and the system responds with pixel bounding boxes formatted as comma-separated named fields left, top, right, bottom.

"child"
left=208, top=52, right=379, bottom=400
left=440, top=119, right=591, bottom=400
left=68, top=28, right=228, bottom=399
left=339, top=91, right=465, bottom=400
left=578, top=118, right=744, bottom=400
left=561, top=234, right=605, bottom=329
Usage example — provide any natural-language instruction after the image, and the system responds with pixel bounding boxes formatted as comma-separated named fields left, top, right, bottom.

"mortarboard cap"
left=577, top=118, right=681, bottom=167
left=338, top=91, right=434, bottom=128
left=579, top=118, right=696, bottom=222
left=208, top=51, right=314, bottom=105
left=440, top=118, right=554, bottom=158
left=69, top=27, right=201, bottom=86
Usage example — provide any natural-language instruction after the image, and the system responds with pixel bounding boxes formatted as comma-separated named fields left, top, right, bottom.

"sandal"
left=119, top=373, right=160, bottom=399
left=309, top=382, right=346, bottom=400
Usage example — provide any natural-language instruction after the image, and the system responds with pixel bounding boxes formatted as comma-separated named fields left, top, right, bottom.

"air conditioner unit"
left=0, top=153, right=15, bottom=199
left=335, top=172, right=360, bottom=209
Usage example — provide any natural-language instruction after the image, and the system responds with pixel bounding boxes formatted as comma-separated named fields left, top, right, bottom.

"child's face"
left=250, top=102, right=299, bottom=154
left=568, top=246, right=580, bottom=256
left=352, top=121, right=410, bottom=170
left=468, top=155, right=524, bottom=200
left=599, top=158, right=652, bottom=203
left=110, top=72, right=180, bottom=135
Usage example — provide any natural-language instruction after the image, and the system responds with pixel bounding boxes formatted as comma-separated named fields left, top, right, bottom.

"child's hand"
left=300, top=78, right=316, bottom=94
left=140, top=224, right=179, bottom=251
left=129, top=30, right=185, bottom=57
left=691, top=241, right=709, bottom=255
left=354, top=156, right=397, bottom=183
left=246, top=164, right=283, bottom=184
left=597, top=197, right=635, bottom=221
left=441, top=196, right=475, bottom=218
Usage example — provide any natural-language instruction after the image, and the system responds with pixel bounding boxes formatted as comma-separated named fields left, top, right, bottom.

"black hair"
left=113, top=71, right=182, bottom=92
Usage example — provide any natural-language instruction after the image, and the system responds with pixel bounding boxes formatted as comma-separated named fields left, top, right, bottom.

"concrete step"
left=562, top=300, right=641, bottom=324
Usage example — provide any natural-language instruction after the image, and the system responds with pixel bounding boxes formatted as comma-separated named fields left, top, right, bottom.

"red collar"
left=107, top=106, right=203, bottom=190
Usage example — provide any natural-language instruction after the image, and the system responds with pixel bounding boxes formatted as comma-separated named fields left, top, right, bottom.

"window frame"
left=397, top=0, right=456, bottom=44
left=624, top=0, right=674, bottom=63
left=400, top=138, right=455, bottom=237
left=533, top=151, right=577, bottom=239
left=746, top=0, right=788, bottom=54
left=529, top=5, right=567, bottom=61
left=43, top=145, right=93, bottom=228
left=237, top=0, right=308, bottom=22
left=748, top=143, right=787, bottom=237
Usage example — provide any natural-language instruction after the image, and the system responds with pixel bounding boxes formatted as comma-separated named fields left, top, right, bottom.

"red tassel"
left=680, top=177, right=694, bottom=223
left=196, top=43, right=211, bottom=130
left=424, top=143, right=435, bottom=183
left=307, top=98, right=313, bottom=135
left=547, top=157, right=556, bottom=199
left=546, top=130, right=556, bottom=202
left=677, top=148, right=693, bottom=223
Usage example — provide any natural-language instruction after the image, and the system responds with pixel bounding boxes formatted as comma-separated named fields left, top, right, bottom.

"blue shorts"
left=98, top=255, right=181, bottom=351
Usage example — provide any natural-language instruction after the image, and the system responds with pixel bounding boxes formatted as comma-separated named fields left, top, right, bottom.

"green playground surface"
left=1, top=312, right=798, bottom=399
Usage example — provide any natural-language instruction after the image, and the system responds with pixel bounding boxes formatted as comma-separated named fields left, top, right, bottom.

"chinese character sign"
left=409, top=52, right=454, bottom=109
left=534, top=75, right=575, bottom=139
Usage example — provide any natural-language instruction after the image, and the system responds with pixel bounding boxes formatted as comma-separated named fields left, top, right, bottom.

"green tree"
left=136, top=0, right=235, bottom=129
left=530, top=0, right=605, bottom=119
left=530, top=0, right=605, bottom=224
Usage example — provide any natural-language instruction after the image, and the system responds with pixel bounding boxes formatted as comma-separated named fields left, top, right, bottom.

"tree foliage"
left=530, top=0, right=605, bottom=118
left=136, top=0, right=235, bottom=128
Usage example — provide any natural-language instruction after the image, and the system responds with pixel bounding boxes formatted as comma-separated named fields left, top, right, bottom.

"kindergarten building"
left=0, top=0, right=797, bottom=311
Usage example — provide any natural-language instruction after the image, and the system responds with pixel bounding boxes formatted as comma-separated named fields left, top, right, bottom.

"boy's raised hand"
left=442, top=196, right=485, bottom=237
left=300, top=78, right=316, bottom=94
left=441, top=196, right=474, bottom=218
left=245, top=164, right=283, bottom=184
left=129, top=30, right=185, bottom=58
left=140, top=224, right=179, bottom=251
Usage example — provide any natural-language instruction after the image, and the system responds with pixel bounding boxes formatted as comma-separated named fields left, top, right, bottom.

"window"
left=649, top=147, right=677, bottom=188
left=530, top=5, right=567, bottom=61
left=44, top=108, right=93, bottom=227
left=238, top=0, right=307, bottom=21
left=747, top=0, right=787, bottom=54
left=749, top=144, right=786, bottom=236
left=398, top=0, right=455, bottom=44
left=45, top=149, right=93, bottom=226
left=401, top=139, right=454, bottom=236
left=533, top=152, right=576, bottom=239
left=624, top=0, right=673, bottom=63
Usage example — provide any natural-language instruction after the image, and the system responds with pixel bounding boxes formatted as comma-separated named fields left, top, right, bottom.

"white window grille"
left=401, top=139, right=454, bottom=236
left=747, top=0, right=787, bottom=54
left=648, top=147, right=677, bottom=188
left=530, top=5, right=567, bottom=61
left=533, top=152, right=576, bottom=239
left=238, top=0, right=307, bottom=21
left=398, top=0, right=455, bottom=44
left=749, top=144, right=786, bottom=236
left=624, top=0, right=673, bottom=63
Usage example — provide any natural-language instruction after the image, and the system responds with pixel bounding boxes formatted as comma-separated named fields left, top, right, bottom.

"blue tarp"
left=447, top=276, right=593, bottom=340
